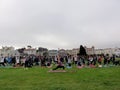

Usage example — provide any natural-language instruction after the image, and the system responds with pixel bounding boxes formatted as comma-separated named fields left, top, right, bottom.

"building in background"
left=0, top=46, right=120, bottom=57
left=48, top=50, right=58, bottom=57
left=95, top=49, right=104, bottom=55
left=58, top=49, right=67, bottom=57
left=23, top=46, right=37, bottom=55
left=95, top=48, right=115, bottom=56
left=84, top=46, right=95, bottom=55
left=36, top=47, right=48, bottom=56
left=24, top=48, right=36, bottom=55
left=0, top=46, right=17, bottom=56
left=114, top=48, right=120, bottom=56
left=65, top=49, right=73, bottom=56
left=71, top=48, right=79, bottom=57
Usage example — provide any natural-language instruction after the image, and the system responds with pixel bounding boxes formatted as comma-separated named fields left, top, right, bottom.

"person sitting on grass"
left=52, top=55, right=65, bottom=70
left=77, top=56, right=84, bottom=68
left=46, top=60, right=53, bottom=68
left=67, top=55, right=72, bottom=68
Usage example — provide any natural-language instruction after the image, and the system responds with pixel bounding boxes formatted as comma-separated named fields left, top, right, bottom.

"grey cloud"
left=0, top=0, right=120, bottom=49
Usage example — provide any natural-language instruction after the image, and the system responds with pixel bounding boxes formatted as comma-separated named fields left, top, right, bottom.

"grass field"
left=116, top=58, right=120, bottom=61
left=0, top=66, right=120, bottom=90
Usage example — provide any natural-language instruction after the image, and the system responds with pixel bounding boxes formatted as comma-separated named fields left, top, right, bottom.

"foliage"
left=78, top=45, right=87, bottom=56
left=17, top=48, right=26, bottom=53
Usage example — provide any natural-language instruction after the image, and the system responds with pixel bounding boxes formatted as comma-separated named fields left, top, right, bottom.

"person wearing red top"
left=98, top=55, right=102, bottom=67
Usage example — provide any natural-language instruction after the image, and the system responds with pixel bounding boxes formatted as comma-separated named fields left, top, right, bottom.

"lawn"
left=0, top=66, right=120, bottom=90
left=116, top=58, right=120, bottom=61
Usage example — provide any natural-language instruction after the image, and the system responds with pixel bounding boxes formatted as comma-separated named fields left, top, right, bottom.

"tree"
left=27, top=45, right=32, bottom=49
left=17, top=48, right=26, bottom=54
left=78, top=45, right=87, bottom=56
left=38, top=47, right=48, bottom=52
left=43, top=52, right=49, bottom=57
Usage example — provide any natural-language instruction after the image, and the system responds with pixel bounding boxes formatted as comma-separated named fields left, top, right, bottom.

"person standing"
left=98, top=55, right=102, bottom=67
left=16, top=56, right=20, bottom=66
left=74, top=56, right=78, bottom=65
left=54, top=56, right=58, bottom=64
left=12, top=56, right=16, bottom=67
left=68, top=56, right=72, bottom=67
left=0, top=56, right=5, bottom=67
left=112, top=55, right=116, bottom=65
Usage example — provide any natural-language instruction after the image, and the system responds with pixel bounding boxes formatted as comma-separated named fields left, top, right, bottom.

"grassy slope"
left=0, top=67, right=120, bottom=90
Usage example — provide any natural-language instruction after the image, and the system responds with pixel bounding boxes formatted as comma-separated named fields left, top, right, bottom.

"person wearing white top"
left=74, top=56, right=78, bottom=65
left=89, top=56, right=93, bottom=65
left=16, top=56, right=20, bottom=66
left=54, top=56, right=58, bottom=64
left=0, top=57, right=5, bottom=66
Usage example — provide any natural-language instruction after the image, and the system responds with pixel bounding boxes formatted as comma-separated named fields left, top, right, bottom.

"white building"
left=14, top=50, right=20, bottom=56
left=114, top=48, right=120, bottom=56
left=103, top=48, right=115, bottom=56
left=65, top=50, right=72, bottom=56
left=49, top=50, right=58, bottom=57
left=85, top=46, right=95, bottom=55
left=0, top=46, right=17, bottom=57
left=71, top=48, right=79, bottom=56
left=36, top=47, right=48, bottom=56
left=58, top=49, right=67, bottom=57
left=24, top=49, right=36, bottom=55
left=95, top=48, right=119, bottom=56
left=95, top=49, right=104, bottom=55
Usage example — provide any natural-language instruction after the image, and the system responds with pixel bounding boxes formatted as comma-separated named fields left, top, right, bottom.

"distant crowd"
left=0, top=54, right=120, bottom=69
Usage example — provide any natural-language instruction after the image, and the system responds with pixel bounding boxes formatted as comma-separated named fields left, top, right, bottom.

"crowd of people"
left=0, top=54, right=119, bottom=69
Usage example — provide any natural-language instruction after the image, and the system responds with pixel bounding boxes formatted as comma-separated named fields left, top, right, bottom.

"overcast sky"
left=0, top=0, right=120, bottom=49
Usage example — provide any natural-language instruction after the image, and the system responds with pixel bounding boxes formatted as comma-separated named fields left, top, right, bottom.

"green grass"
left=116, top=58, right=120, bottom=61
left=0, top=66, right=120, bottom=90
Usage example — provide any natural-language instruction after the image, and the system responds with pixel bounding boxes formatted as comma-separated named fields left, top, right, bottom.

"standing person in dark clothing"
left=34, top=56, right=39, bottom=66
left=12, top=56, right=16, bottom=67
left=28, top=56, right=33, bottom=67
left=93, top=55, right=97, bottom=65
left=65, top=56, right=68, bottom=63
left=81, top=56, right=85, bottom=65
left=104, top=55, right=107, bottom=65
left=60, top=57, right=64, bottom=63
left=24, top=56, right=32, bottom=68
left=41, top=56, right=46, bottom=66
left=112, top=55, right=116, bottom=65
left=41, top=58, right=45, bottom=66
left=4, top=57, right=7, bottom=64
left=25, top=58, right=29, bottom=68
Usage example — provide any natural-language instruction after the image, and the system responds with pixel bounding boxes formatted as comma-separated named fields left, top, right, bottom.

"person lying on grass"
left=52, top=55, right=65, bottom=70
